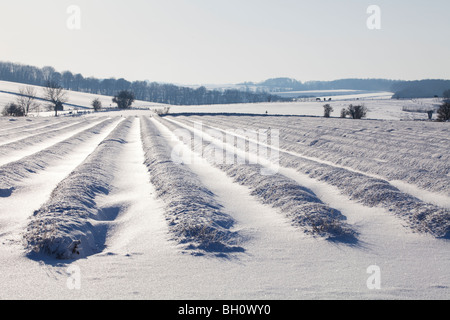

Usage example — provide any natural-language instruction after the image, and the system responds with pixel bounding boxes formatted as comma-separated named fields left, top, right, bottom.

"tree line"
left=243, top=77, right=450, bottom=99
left=391, top=80, right=450, bottom=99
left=246, top=77, right=399, bottom=92
left=0, top=62, right=289, bottom=105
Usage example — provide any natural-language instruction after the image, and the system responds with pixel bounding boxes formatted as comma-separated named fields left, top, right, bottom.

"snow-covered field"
left=0, top=80, right=167, bottom=115
left=0, top=82, right=449, bottom=300
left=167, top=98, right=442, bottom=121
left=0, top=80, right=443, bottom=120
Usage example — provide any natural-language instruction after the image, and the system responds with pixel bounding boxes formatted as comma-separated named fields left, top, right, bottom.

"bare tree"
left=43, top=81, right=68, bottom=116
left=16, top=86, right=39, bottom=116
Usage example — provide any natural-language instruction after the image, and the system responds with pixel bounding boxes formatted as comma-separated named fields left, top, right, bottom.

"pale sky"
left=1, top=0, right=449, bottom=85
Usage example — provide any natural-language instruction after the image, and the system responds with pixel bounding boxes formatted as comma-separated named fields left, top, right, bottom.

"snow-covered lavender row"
left=192, top=114, right=450, bottom=165
left=140, top=116, right=244, bottom=256
left=183, top=115, right=450, bottom=164
left=0, top=117, right=77, bottom=141
left=277, top=138, right=450, bottom=195
left=155, top=116, right=358, bottom=241
left=0, top=117, right=104, bottom=157
left=0, top=117, right=119, bottom=197
left=174, top=115, right=450, bottom=195
left=279, top=154, right=450, bottom=238
left=0, top=118, right=56, bottom=134
left=24, top=117, right=131, bottom=259
left=165, top=115, right=450, bottom=239
left=192, top=114, right=450, bottom=154
left=278, top=129, right=450, bottom=173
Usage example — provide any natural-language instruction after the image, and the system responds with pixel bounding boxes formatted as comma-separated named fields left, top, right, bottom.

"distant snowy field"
left=0, top=80, right=167, bottom=115
left=0, top=80, right=443, bottom=120
left=0, top=81, right=449, bottom=300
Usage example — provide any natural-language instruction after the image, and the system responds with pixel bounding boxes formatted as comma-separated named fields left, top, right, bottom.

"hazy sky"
left=1, top=0, right=449, bottom=85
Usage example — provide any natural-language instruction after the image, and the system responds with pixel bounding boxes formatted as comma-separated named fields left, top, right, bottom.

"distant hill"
left=239, top=78, right=399, bottom=92
left=391, top=80, right=450, bottom=99
left=2, top=61, right=449, bottom=103
left=0, top=61, right=290, bottom=106
left=241, top=77, right=450, bottom=99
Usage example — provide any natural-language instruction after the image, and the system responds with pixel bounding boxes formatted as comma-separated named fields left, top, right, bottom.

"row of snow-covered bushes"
left=140, top=116, right=244, bottom=256
left=24, top=117, right=131, bottom=259
left=0, top=117, right=103, bottom=158
left=0, top=117, right=118, bottom=197
left=277, top=142, right=450, bottom=239
left=181, top=115, right=450, bottom=195
left=165, top=115, right=450, bottom=239
left=154, top=116, right=358, bottom=241
left=278, top=138, right=450, bottom=195
left=185, top=114, right=449, bottom=163
left=0, top=117, right=79, bottom=141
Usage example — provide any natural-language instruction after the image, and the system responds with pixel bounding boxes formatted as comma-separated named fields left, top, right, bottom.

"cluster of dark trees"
left=1, top=102, right=25, bottom=117
left=0, top=62, right=289, bottom=105
left=323, top=103, right=368, bottom=119
left=243, top=77, right=450, bottom=99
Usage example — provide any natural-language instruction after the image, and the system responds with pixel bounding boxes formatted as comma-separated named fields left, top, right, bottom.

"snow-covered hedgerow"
left=0, top=118, right=118, bottom=196
left=155, top=116, right=358, bottom=242
left=24, top=117, right=131, bottom=259
left=140, top=116, right=244, bottom=255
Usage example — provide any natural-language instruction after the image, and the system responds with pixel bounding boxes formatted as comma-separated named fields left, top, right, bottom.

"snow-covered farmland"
left=0, top=83, right=449, bottom=300
left=0, top=80, right=443, bottom=120
left=0, top=80, right=167, bottom=115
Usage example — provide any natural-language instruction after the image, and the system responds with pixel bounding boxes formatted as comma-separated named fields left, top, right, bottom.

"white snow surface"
left=0, top=82, right=449, bottom=300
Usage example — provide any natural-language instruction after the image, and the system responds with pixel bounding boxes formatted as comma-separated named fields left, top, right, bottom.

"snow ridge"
left=140, top=116, right=244, bottom=256
left=165, top=115, right=450, bottom=239
left=182, top=115, right=450, bottom=195
left=0, top=118, right=117, bottom=196
left=0, top=117, right=102, bottom=157
left=156, top=116, right=358, bottom=242
left=24, top=117, right=130, bottom=259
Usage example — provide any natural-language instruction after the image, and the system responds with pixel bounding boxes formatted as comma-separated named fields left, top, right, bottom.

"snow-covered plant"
left=437, top=102, right=450, bottom=122
left=323, top=104, right=333, bottom=118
